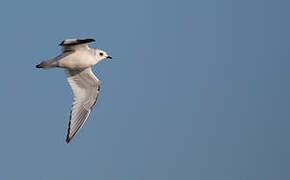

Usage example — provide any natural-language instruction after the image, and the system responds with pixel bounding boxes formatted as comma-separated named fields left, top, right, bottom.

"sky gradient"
left=0, top=0, right=289, bottom=179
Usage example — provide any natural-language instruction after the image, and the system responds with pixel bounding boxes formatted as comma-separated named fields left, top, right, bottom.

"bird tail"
left=35, top=59, right=59, bottom=69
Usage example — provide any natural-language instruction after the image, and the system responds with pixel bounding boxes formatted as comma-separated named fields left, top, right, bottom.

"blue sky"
left=0, top=0, right=289, bottom=179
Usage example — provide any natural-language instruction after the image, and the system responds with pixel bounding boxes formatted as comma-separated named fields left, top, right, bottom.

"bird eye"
left=99, top=52, right=104, bottom=56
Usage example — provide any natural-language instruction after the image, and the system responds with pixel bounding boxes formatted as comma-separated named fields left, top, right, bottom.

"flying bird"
left=36, top=38, right=112, bottom=143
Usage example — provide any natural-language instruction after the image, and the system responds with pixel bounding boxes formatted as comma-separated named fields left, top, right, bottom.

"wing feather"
left=60, top=38, right=95, bottom=52
left=60, top=38, right=95, bottom=46
left=65, top=67, right=100, bottom=143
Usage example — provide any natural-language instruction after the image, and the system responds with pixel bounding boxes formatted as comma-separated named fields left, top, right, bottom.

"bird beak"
left=107, top=56, right=112, bottom=59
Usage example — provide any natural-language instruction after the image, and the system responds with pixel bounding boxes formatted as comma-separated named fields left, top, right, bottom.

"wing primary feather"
left=66, top=108, right=90, bottom=143
left=60, top=38, right=95, bottom=46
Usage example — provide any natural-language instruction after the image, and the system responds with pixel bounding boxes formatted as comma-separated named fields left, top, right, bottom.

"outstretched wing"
left=65, top=67, right=100, bottom=143
left=60, top=38, right=95, bottom=52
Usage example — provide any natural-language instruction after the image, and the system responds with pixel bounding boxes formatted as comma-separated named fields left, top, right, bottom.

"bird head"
left=95, top=49, right=112, bottom=62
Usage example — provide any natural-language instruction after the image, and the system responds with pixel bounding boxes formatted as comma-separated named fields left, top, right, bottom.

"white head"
left=95, top=49, right=112, bottom=62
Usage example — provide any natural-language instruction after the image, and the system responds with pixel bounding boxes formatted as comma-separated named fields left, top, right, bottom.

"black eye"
left=99, top=52, right=104, bottom=56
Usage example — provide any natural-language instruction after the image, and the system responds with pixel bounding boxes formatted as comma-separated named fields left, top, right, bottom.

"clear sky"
left=0, top=0, right=289, bottom=179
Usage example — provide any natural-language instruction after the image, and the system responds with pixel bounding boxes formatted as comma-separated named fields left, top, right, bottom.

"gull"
left=36, top=38, right=112, bottom=143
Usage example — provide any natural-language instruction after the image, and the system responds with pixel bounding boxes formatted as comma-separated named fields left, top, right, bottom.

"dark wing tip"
left=66, top=136, right=71, bottom=144
left=83, top=38, right=95, bottom=43
left=66, top=131, right=71, bottom=144
left=59, top=38, right=95, bottom=46
left=66, top=129, right=73, bottom=143
left=59, top=40, right=65, bottom=46
left=66, top=112, right=72, bottom=144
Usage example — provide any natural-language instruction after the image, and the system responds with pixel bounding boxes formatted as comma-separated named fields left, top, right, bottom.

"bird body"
left=36, top=38, right=112, bottom=143
left=59, top=50, right=96, bottom=69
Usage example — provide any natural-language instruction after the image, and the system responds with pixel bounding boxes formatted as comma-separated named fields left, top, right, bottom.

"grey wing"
left=60, top=38, right=95, bottom=52
left=65, top=67, right=100, bottom=143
